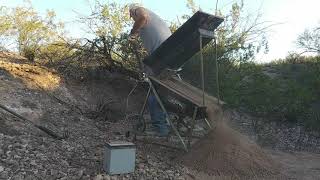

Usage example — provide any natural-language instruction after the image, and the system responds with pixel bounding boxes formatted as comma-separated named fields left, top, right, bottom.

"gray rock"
left=51, top=169, right=58, bottom=176
left=77, top=170, right=84, bottom=178
left=61, top=159, right=69, bottom=167
left=11, top=174, right=24, bottom=180
left=30, top=160, right=37, bottom=166
left=103, top=175, right=111, bottom=180
left=138, top=163, right=145, bottom=169
left=13, top=155, right=21, bottom=159
left=94, top=174, right=104, bottom=180
left=0, top=171, right=9, bottom=180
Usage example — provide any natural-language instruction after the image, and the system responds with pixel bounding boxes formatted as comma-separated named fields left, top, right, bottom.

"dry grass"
left=0, top=60, right=61, bottom=90
left=0, top=51, right=27, bottom=61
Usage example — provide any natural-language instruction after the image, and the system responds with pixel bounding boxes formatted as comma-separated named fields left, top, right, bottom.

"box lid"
left=106, top=141, right=136, bottom=149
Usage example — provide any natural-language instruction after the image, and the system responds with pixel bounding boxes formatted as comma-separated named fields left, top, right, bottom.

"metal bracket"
left=198, top=28, right=215, bottom=38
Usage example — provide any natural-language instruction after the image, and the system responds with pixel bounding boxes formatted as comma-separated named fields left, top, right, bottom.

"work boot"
left=144, top=125, right=169, bottom=137
left=144, top=126, right=157, bottom=135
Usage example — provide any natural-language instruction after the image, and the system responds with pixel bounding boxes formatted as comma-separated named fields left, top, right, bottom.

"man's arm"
left=130, top=8, right=149, bottom=35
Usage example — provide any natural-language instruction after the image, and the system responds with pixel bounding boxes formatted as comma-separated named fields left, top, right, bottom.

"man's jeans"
left=147, top=93, right=169, bottom=135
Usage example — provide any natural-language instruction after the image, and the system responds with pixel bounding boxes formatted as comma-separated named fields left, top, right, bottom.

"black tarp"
left=143, top=11, right=224, bottom=75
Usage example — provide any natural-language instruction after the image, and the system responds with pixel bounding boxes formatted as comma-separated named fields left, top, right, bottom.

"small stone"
left=138, top=163, right=145, bottom=169
left=59, top=171, right=67, bottom=177
left=166, top=170, right=174, bottom=177
left=61, top=160, right=69, bottom=166
left=51, top=169, right=58, bottom=176
left=0, top=171, right=8, bottom=179
left=94, top=174, right=103, bottom=180
left=11, top=174, right=24, bottom=180
left=103, top=175, right=111, bottom=180
left=0, top=166, right=4, bottom=172
left=13, top=155, right=21, bottom=159
left=77, top=170, right=84, bottom=178
left=30, top=160, right=36, bottom=166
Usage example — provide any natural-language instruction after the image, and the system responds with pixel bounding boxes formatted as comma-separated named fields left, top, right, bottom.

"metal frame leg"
left=200, top=35, right=213, bottom=130
left=199, top=29, right=218, bottom=130
left=133, top=86, right=151, bottom=141
left=204, top=118, right=212, bottom=129
left=199, top=34, right=206, bottom=107
left=140, top=86, right=152, bottom=117
left=147, top=79, right=188, bottom=152
left=188, top=107, right=198, bottom=148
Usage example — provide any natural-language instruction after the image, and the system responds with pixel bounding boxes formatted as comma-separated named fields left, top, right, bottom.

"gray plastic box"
left=103, top=141, right=136, bottom=175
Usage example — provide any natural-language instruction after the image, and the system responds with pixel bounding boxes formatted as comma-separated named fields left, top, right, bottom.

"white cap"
left=128, top=3, right=143, bottom=11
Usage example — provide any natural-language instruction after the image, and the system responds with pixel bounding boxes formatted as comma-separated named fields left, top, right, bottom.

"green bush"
left=182, top=54, right=320, bottom=130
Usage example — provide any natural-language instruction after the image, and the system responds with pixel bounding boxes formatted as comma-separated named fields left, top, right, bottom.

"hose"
left=0, top=104, right=68, bottom=140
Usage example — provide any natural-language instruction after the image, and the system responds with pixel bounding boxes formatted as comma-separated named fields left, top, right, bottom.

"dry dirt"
left=0, top=53, right=320, bottom=180
left=269, top=151, right=320, bottom=180
left=180, top=123, right=283, bottom=179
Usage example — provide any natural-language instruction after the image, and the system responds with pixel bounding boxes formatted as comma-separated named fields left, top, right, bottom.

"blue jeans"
left=147, top=93, right=169, bottom=135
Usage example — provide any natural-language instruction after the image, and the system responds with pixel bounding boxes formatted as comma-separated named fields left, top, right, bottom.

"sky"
left=0, top=0, right=319, bottom=62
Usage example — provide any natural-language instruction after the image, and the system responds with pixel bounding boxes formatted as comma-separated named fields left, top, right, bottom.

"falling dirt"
left=180, top=122, right=283, bottom=179
left=158, top=77, right=283, bottom=179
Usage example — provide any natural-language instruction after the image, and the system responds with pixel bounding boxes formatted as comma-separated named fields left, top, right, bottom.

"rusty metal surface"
left=149, top=76, right=223, bottom=118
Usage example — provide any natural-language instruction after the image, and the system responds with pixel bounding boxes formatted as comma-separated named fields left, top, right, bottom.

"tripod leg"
left=148, top=80, right=188, bottom=151
left=136, top=86, right=151, bottom=133
left=188, top=107, right=198, bottom=148
left=140, top=86, right=151, bottom=115
left=199, top=34, right=206, bottom=107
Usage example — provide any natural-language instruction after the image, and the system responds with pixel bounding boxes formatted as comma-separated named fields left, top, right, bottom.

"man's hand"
left=130, top=28, right=139, bottom=36
left=128, top=33, right=138, bottom=42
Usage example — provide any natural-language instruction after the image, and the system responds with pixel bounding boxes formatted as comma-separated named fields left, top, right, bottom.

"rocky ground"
left=227, top=110, right=320, bottom=153
left=0, top=55, right=320, bottom=179
left=227, top=110, right=320, bottom=180
left=0, top=58, right=189, bottom=180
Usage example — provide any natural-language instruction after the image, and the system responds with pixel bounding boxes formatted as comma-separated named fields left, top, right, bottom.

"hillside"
left=0, top=53, right=320, bottom=179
